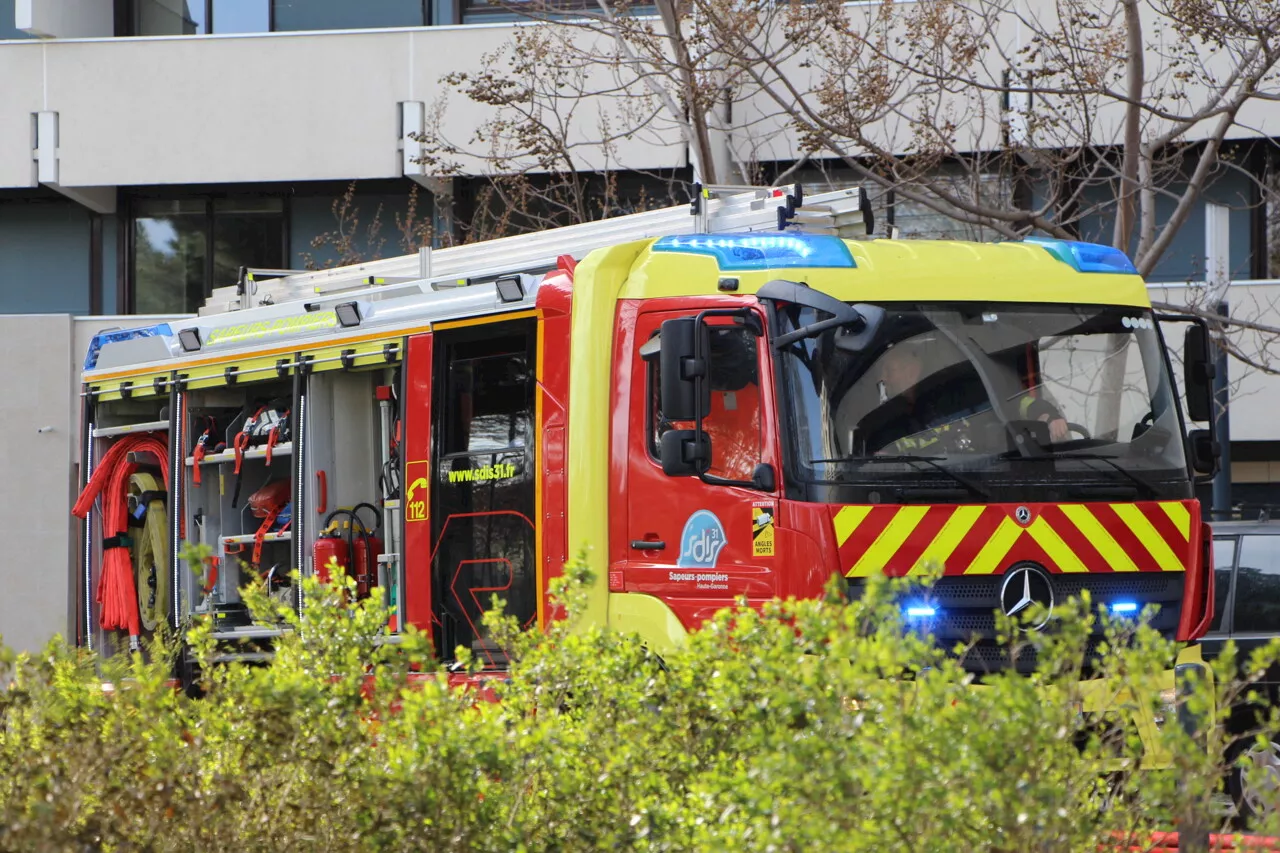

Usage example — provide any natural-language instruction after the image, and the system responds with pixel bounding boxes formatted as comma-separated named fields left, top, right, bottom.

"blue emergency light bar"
left=904, top=605, right=937, bottom=619
left=83, top=323, right=174, bottom=371
left=1109, top=601, right=1140, bottom=615
left=651, top=233, right=856, bottom=272
left=1022, top=237, right=1138, bottom=275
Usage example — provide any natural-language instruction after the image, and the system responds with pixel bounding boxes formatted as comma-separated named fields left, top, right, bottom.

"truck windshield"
left=776, top=301, right=1191, bottom=503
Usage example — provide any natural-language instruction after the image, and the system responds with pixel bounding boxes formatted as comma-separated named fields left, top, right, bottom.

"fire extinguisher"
left=313, top=519, right=349, bottom=586
left=314, top=504, right=383, bottom=599
left=351, top=502, right=384, bottom=600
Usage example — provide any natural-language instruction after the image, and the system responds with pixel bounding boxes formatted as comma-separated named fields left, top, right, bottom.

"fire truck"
left=74, top=184, right=1218, bottom=729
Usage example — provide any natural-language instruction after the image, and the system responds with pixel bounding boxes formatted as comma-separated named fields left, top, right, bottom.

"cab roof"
left=623, top=234, right=1151, bottom=308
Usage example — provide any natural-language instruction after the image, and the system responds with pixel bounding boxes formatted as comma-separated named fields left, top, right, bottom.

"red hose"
left=72, top=434, right=171, bottom=643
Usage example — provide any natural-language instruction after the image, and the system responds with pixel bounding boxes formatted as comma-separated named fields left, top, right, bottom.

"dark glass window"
left=442, top=339, right=532, bottom=455
left=433, top=329, right=537, bottom=665
left=132, top=196, right=283, bottom=314
left=133, top=199, right=207, bottom=314
left=134, top=0, right=207, bottom=34
left=212, top=198, right=285, bottom=292
left=1210, top=536, right=1237, bottom=633
left=1231, top=535, right=1280, bottom=634
left=0, top=0, right=34, bottom=38
left=273, top=0, right=425, bottom=31
left=645, top=325, right=761, bottom=481
left=211, top=0, right=269, bottom=32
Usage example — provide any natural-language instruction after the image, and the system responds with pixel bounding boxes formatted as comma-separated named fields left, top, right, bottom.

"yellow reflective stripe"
left=1112, top=504, right=1184, bottom=573
left=1060, top=505, right=1139, bottom=572
left=1026, top=516, right=1088, bottom=573
left=833, top=505, right=873, bottom=548
left=848, top=506, right=929, bottom=577
left=1159, top=501, right=1191, bottom=540
left=911, top=505, right=985, bottom=575
left=965, top=516, right=1022, bottom=575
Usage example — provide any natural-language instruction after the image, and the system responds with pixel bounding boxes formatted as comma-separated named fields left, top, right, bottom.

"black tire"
left=1227, top=734, right=1280, bottom=824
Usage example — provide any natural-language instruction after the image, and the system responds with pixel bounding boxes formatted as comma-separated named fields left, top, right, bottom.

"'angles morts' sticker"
left=752, top=502, right=775, bottom=558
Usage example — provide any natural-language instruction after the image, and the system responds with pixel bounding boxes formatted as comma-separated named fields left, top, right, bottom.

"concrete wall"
left=16, top=0, right=113, bottom=39
left=0, top=314, right=75, bottom=654
left=0, top=313, right=184, bottom=656
left=0, top=25, right=686, bottom=191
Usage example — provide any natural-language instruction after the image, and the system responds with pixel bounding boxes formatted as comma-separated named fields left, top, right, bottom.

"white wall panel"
left=0, top=43, right=40, bottom=188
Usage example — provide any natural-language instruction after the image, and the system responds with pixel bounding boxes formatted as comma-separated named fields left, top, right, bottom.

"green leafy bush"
left=1, top=557, right=1278, bottom=852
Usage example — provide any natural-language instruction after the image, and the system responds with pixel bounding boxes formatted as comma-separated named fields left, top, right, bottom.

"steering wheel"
left=1066, top=422, right=1091, bottom=440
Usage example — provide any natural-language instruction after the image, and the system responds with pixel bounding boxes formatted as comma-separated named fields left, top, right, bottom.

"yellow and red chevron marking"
left=832, top=500, right=1199, bottom=578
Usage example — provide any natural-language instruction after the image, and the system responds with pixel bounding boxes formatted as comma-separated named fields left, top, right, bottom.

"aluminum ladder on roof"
left=199, top=184, right=871, bottom=316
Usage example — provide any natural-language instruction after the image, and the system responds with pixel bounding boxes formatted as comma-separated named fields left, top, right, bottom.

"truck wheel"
left=1227, top=735, right=1280, bottom=824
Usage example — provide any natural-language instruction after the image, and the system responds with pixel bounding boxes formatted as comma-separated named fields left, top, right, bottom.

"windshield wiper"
left=811, top=454, right=991, bottom=501
left=1007, top=451, right=1160, bottom=499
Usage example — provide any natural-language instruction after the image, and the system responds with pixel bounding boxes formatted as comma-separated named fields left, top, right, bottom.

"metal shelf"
left=210, top=626, right=289, bottom=640
left=221, top=531, right=292, bottom=545
left=92, top=420, right=169, bottom=438
left=209, top=652, right=275, bottom=663
left=185, top=441, right=293, bottom=466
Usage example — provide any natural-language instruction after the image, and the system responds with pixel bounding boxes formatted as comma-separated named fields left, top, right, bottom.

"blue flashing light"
left=651, top=232, right=856, bottom=272
left=83, top=323, right=174, bottom=371
left=1023, top=237, right=1138, bottom=275
left=1110, top=601, right=1140, bottom=615
left=905, top=605, right=937, bottom=619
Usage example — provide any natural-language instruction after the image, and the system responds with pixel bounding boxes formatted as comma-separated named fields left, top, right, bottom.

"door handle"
left=630, top=539, right=666, bottom=551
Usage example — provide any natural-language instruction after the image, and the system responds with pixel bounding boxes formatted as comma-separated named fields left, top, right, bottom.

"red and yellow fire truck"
left=75, top=185, right=1218, bottom=754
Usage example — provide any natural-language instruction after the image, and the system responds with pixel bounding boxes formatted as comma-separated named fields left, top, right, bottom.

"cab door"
left=429, top=319, right=539, bottom=666
left=618, top=306, right=781, bottom=630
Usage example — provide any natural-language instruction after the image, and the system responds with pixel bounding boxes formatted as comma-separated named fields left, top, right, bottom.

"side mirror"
left=1188, top=428, right=1220, bottom=477
left=834, top=304, right=887, bottom=353
left=660, top=429, right=710, bottom=476
left=659, top=317, right=709, bottom=421
left=1183, top=324, right=1215, bottom=423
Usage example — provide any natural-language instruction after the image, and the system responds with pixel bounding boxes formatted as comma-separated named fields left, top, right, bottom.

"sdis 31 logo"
left=678, top=510, right=726, bottom=568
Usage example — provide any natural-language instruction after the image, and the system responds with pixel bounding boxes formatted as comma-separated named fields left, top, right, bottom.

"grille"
left=851, top=570, right=1186, bottom=675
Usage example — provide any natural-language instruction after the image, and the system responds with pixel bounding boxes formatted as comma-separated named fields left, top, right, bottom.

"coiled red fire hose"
left=72, top=434, right=171, bottom=646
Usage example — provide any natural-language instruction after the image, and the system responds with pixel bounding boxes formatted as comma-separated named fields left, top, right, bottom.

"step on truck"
left=75, top=184, right=1219, bottom=762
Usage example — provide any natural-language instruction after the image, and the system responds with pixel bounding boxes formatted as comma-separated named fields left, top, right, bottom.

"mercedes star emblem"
left=1015, top=505, right=1031, bottom=525
left=999, top=563, right=1054, bottom=629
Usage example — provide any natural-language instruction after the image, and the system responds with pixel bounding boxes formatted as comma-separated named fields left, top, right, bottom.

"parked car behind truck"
left=1205, top=519, right=1280, bottom=820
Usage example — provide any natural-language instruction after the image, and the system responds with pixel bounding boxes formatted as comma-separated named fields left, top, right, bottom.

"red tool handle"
left=316, top=470, right=327, bottom=515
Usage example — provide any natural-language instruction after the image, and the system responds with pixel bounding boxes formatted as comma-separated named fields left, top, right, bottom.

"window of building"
left=1230, top=534, right=1280, bottom=634
left=123, top=0, right=427, bottom=33
left=459, top=0, right=594, bottom=22
left=0, top=0, right=34, bottom=38
left=273, top=0, right=425, bottom=31
left=132, top=0, right=206, bottom=34
left=132, top=196, right=284, bottom=314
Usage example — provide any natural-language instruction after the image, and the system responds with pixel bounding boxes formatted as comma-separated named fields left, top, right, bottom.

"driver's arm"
left=1019, top=396, right=1069, bottom=442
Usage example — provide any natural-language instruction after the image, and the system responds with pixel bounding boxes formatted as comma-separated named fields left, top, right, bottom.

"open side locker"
left=76, top=374, right=176, bottom=662
left=302, top=340, right=405, bottom=636
left=179, top=362, right=297, bottom=662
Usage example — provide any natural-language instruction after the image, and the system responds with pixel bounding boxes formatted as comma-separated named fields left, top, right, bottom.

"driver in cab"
left=863, top=341, right=1069, bottom=455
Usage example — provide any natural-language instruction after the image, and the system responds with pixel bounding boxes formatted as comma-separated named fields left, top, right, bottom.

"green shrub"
left=0, top=557, right=1277, bottom=852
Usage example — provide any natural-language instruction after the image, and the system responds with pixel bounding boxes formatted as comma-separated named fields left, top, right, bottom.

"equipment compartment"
left=182, top=380, right=296, bottom=635
left=304, top=364, right=402, bottom=631
left=76, top=393, right=175, bottom=658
